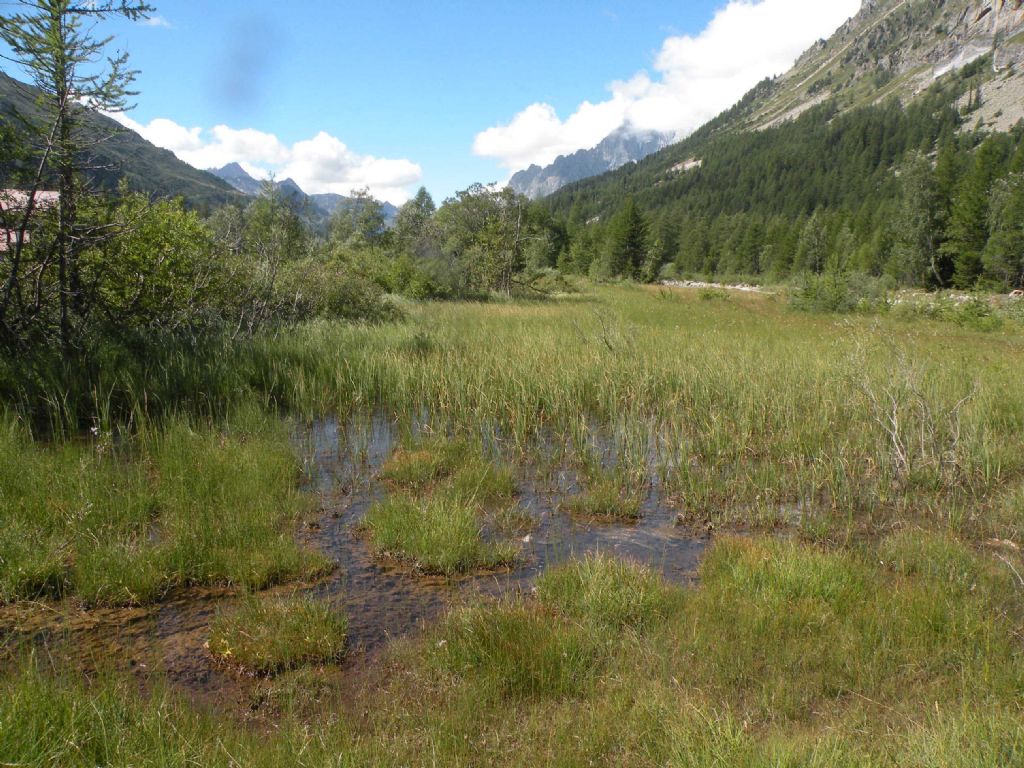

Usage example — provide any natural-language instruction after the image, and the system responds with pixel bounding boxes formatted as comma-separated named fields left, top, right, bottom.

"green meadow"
left=2, top=284, right=1024, bottom=766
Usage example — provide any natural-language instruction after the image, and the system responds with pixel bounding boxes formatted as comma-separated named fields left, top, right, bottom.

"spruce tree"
left=943, top=138, right=1004, bottom=288
left=605, top=197, right=649, bottom=279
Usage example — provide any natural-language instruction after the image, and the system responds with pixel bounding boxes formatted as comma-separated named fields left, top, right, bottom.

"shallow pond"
left=1, top=414, right=708, bottom=710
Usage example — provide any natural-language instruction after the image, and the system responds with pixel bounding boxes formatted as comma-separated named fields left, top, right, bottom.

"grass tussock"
left=434, top=600, right=609, bottom=700
left=561, top=476, right=642, bottom=521
left=535, top=553, right=676, bottom=630
left=0, top=408, right=330, bottom=606
left=365, top=437, right=521, bottom=575
left=208, top=594, right=347, bottom=675
left=361, top=493, right=517, bottom=576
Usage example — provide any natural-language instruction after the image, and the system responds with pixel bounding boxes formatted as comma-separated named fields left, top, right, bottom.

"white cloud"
left=474, top=0, right=861, bottom=172
left=140, top=16, right=172, bottom=28
left=279, top=132, right=422, bottom=205
left=105, top=114, right=422, bottom=204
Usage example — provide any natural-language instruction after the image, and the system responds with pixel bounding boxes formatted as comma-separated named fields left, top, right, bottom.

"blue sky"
left=85, top=1, right=858, bottom=202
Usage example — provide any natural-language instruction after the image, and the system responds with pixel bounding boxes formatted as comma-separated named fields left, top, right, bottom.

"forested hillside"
left=537, top=0, right=1024, bottom=290
left=0, top=73, right=243, bottom=211
left=544, top=57, right=1024, bottom=289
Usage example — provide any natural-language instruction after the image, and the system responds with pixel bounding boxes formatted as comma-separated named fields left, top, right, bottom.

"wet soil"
left=0, top=414, right=708, bottom=712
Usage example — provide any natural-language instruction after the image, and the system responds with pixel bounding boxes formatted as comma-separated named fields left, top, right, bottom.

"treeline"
left=328, top=184, right=566, bottom=301
left=545, top=60, right=1024, bottom=290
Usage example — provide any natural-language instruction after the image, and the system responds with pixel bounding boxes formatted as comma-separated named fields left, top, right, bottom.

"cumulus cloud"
left=279, top=132, right=422, bottom=205
left=106, top=113, right=422, bottom=204
left=474, top=0, right=861, bottom=172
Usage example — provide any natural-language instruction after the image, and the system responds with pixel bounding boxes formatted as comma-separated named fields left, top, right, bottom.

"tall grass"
left=0, top=406, right=330, bottom=605
left=7, top=286, right=1024, bottom=539
left=3, top=285, right=1024, bottom=764
left=3, top=536, right=1022, bottom=766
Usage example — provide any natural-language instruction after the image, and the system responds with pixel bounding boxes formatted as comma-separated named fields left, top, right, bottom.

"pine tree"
left=943, top=138, right=1004, bottom=288
left=605, top=197, right=649, bottom=279
left=983, top=173, right=1024, bottom=288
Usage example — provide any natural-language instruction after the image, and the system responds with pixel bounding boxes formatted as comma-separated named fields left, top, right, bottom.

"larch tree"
left=889, top=153, right=942, bottom=287
left=0, top=0, right=153, bottom=356
left=943, top=137, right=1004, bottom=288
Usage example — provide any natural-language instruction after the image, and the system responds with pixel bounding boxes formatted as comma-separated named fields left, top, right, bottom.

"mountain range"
left=0, top=71, right=400, bottom=224
left=519, top=0, right=1024, bottom=203
left=0, top=71, right=243, bottom=211
left=5, top=0, right=1024, bottom=223
left=508, top=125, right=674, bottom=199
left=208, top=162, right=399, bottom=225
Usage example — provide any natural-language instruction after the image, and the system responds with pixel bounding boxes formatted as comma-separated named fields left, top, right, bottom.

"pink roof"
left=0, top=190, right=59, bottom=212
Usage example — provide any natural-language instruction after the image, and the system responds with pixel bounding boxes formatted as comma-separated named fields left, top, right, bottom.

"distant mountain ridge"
left=509, top=125, right=674, bottom=199
left=212, top=162, right=264, bottom=196
left=208, top=163, right=399, bottom=225
left=0, top=72, right=244, bottom=210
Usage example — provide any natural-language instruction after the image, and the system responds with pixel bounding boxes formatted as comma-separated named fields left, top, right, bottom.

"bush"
left=790, top=271, right=891, bottom=314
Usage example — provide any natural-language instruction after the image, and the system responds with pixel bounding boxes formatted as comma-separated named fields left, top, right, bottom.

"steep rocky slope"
left=744, top=0, right=1024, bottom=132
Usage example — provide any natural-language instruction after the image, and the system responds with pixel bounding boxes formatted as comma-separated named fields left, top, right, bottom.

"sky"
left=19, top=0, right=861, bottom=204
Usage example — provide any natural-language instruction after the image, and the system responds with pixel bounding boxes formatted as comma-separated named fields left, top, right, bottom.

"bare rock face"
left=509, top=126, right=674, bottom=200
left=746, top=0, right=1024, bottom=133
